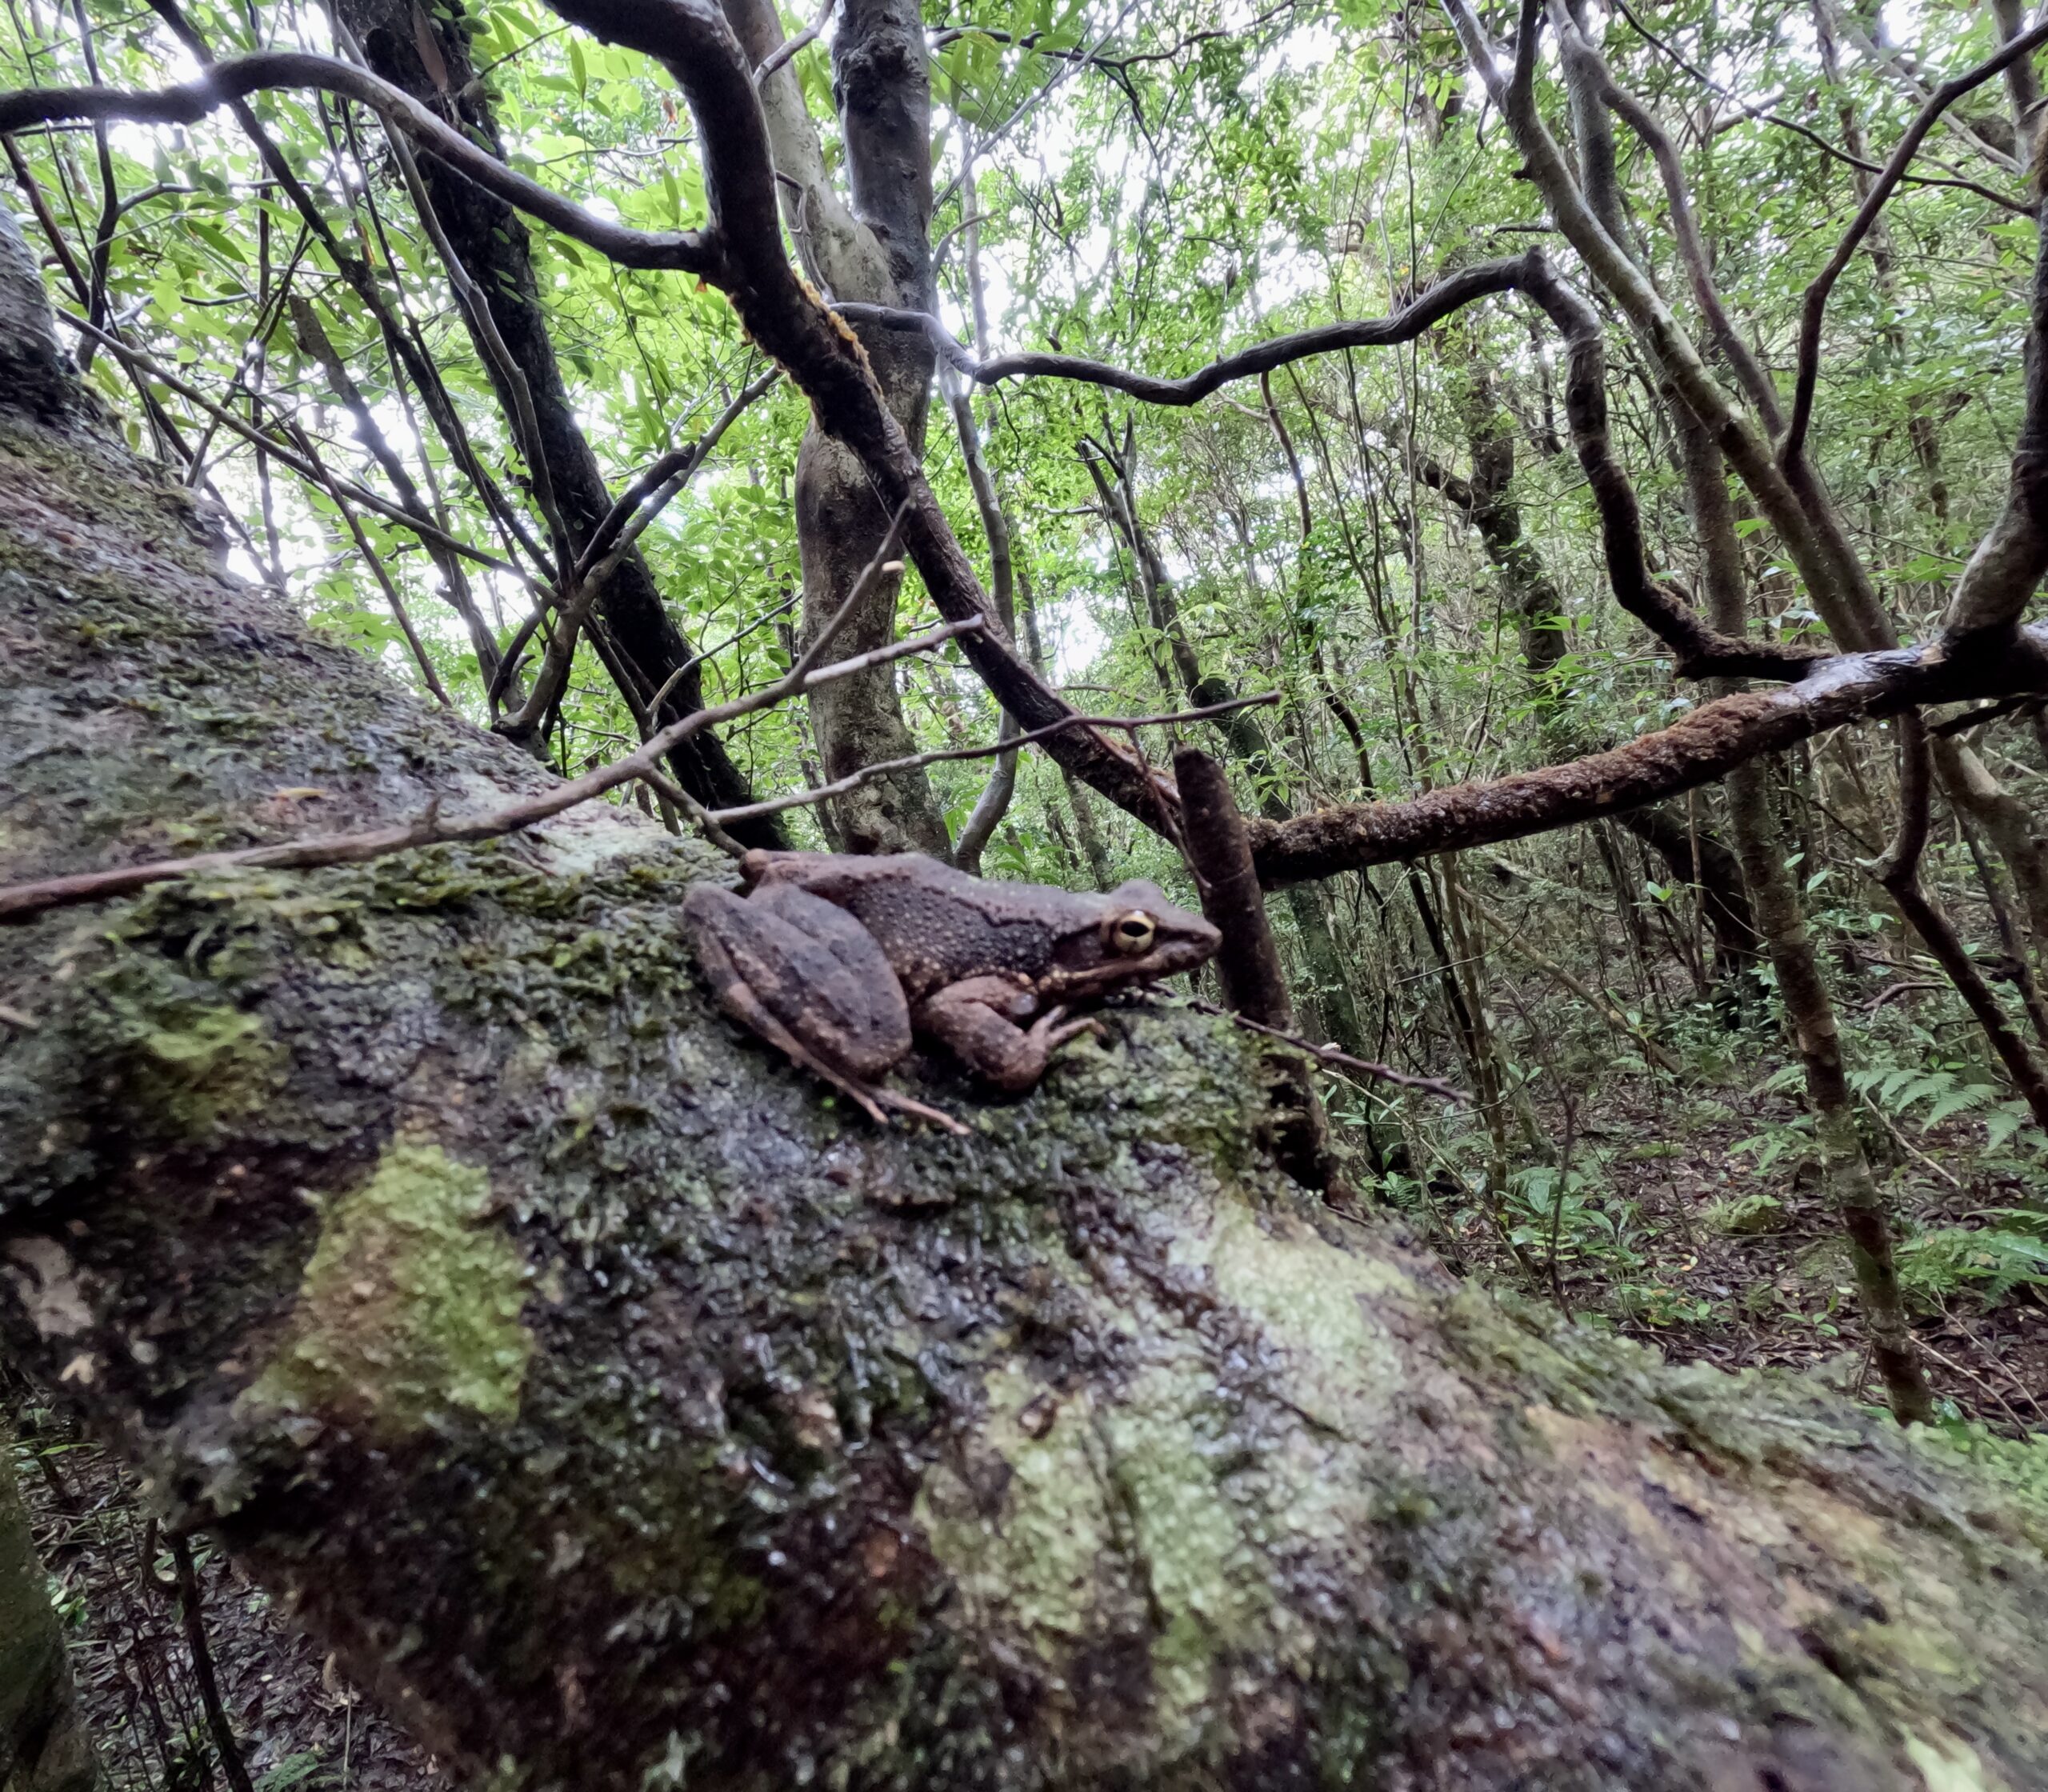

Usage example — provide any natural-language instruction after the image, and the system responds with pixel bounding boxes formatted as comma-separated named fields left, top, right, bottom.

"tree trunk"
left=1676, top=404, right=1934, bottom=1424
left=0, top=1430, right=102, bottom=1792
left=726, top=0, right=950, bottom=857
left=336, top=0, right=782, bottom=846
left=3, top=254, right=2048, bottom=1790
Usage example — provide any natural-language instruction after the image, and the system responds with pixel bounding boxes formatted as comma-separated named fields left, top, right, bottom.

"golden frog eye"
left=1107, top=910, right=1157, bottom=956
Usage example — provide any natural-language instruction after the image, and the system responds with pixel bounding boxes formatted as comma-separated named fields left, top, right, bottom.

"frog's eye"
left=1107, top=910, right=1157, bottom=956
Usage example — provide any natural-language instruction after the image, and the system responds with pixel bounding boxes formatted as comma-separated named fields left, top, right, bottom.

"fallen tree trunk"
left=2, top=250, right=2047, bottom=1792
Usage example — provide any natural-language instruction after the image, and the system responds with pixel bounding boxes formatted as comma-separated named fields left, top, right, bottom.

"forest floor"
left=10, top=1392, right=438, bottom=1792
left=1431, top=1071, right=2048, bottom=1434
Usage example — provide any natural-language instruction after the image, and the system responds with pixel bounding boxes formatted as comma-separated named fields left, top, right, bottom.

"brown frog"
left=682, top=849, right=1220, bottom=1131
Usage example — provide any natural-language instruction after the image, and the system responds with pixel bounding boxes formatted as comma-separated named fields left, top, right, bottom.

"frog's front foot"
left=1027, top=1005, right=1105, bottom=1060
left=918, top=980, right=1106, bottom=1094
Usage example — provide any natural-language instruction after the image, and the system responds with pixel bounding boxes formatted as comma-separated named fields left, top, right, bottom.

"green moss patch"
left=245, top=1141, right=534, bottom=1442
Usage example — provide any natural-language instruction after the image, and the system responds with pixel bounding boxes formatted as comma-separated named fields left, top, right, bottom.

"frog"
left=682, top=849, right=1221, bottom=1131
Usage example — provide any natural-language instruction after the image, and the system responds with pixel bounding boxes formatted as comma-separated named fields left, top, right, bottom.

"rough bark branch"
left=1246, top=629, right=2048, bottom=884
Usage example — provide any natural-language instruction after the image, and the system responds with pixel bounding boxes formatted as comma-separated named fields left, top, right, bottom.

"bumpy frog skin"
left=682, top=850, right=1221, bottom=1130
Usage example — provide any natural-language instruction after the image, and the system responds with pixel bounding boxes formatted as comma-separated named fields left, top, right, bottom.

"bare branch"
left=754, top=0, right=835, bottom=84
left=972, top=259, right=1534, bottom=403
left=0, top=54, right=719, bottom=274
left=703, top=694, right=1282, bottom=828
left=1611, top=0, right=2031, bottom=215
left=1246, top=626, right=2048, bottom=885
left=1784, top=15, right=2048, bottom=468
left=1187, top=1002, right=1471, bottom=1104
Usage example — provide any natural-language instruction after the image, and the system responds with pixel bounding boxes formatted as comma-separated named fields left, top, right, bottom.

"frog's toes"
left=1030, top=1007, right=1105, bottom=1054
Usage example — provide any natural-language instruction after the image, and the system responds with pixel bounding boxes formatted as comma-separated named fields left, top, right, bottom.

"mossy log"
left=2, top=235, right=2048, bottom=1792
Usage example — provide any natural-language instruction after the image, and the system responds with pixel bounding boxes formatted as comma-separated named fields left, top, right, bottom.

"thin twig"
left=0, top=514, right=955, bottom=923
left=1189, top=1001, right=1471, bottom=1103
left=1611, top=0, right=2031, bottom=214
left=755, top=0, right=836, bottom=85
left=702, top=692, right=1278, bottom=826
left=54, top=310, right=528, bottom=581
left=1784, top=14, right=2048, bottom=467
left=649, top=592, right=800, bottom=715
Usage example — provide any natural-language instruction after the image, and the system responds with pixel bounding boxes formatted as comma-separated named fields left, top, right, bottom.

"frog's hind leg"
left=705, top=966, right=966, bottom=1135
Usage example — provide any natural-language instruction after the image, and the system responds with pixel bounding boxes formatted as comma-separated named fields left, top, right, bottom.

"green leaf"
left=186, top=218, right=244, bottom=264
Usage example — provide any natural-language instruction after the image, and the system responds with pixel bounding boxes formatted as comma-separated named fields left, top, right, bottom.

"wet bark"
left=335, top=0, right=782, bottom=846
left=4, top=268, right=2048, bottom=1792
left=1173, top=748, right=1340, bottom=1194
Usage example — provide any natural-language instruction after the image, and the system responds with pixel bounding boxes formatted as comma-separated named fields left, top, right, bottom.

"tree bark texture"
left=2, top=300, right=2048, bottom=1790
left=335, top=0, right=782, bottom=846
left=0, top=1433, right=102, bottom=1792
left=1172, top=748, right=1337, bottom=1193
left=728, top=0, right=950, bottom=856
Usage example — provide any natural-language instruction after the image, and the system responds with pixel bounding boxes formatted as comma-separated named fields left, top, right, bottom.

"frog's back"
left=765, top=853, right=1099, bottom=998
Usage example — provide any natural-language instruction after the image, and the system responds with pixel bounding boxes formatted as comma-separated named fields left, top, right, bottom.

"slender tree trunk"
left=1059, top=771, right=1117, bottom=890
left=337, top=0, right=781, bottom=843
left=726, top=0, right=950, bottom=855
left=1930, top=730, right=2048, bottom=946
left=1678, top=409, right=1934, bottom=1422
left=1725, top=758, right=1933, bottom=1419
left=1419, top=362, right=1761, bottom=983
left=0, top=1430, right=102, bottom=1792
left=948, top=161, right=1020, bottom=878
left=1174, top=749, right=1342, bottom=1193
